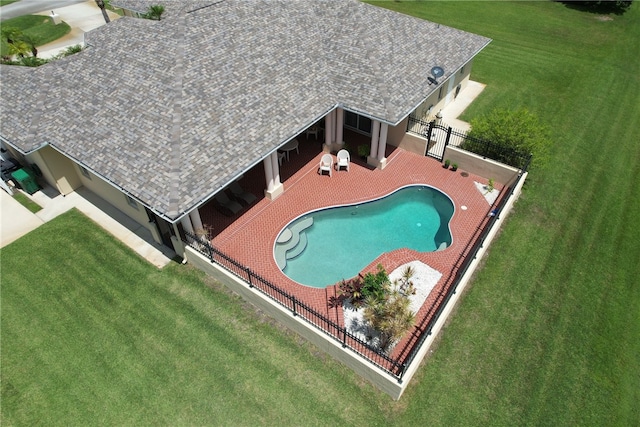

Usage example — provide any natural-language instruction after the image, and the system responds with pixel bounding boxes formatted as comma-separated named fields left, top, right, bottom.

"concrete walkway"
left=1, top=186, right=174, bottom=268
left=0, top=189, right=45, bottom=247
left=439, top=80, right=486, bottom=132
left=34, top=1, right=121, bottom=59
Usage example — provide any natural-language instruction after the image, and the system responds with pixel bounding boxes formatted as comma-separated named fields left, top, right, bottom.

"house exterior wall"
left=76, top=165, right=160, bottom=242
left=388, top=127, right=428, bottom=156
left=413, top=58, right=475, bottom=122
left=27, top=146, right=81, bottom=195
left=1, top=143, right=22, bottom=162
left=386, top=121, right=409, bottom=147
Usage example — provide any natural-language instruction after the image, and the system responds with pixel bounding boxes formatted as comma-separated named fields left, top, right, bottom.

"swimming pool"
left=274, top=185, right=454, bottom=288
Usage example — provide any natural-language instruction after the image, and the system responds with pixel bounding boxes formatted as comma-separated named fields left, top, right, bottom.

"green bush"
left=466, top=108, right=551, bottom=169
left=361, top=264, right=389, bottom=301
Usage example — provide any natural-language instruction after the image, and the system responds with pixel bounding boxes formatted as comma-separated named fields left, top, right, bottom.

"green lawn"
left=370, top=1, right=640, bottom=425
left=12, top=192, right=43, bottom=213
left=0, top=210, right=391, bottom=426
left=0, top=0, right=19, bottom=6
left=1, top=2, right=639, bottom=425
left=1, top=15, right=71, bottom=56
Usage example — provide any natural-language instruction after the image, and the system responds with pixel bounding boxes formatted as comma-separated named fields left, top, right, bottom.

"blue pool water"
left=274, top=185, right=454, bottom=288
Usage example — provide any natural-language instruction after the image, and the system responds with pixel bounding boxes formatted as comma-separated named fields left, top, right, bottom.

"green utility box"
left=11, top=168, right=39, bottom=195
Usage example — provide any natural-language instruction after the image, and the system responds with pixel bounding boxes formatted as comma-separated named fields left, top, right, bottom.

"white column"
left=171, top=222, right=185, bottom=256
left=370, top=120, right=380, bottom=159
left=336, top=108, right=344, bottom=145
left=264, top=152, right=284, bottom=200
left=270, top=151, right=281, bottom=187
left=180, top=216, right=195, bottom=235
left=189, top=209, right=204, bottom=232
left=264, top=155, right=275, bottom=192
left=377, top=123, right=388, bottom=160
left=324, top=111, right=333, bottom=148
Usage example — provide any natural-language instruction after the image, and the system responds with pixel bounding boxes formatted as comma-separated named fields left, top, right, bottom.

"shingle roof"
left=0, top=0, right=490, bottom=221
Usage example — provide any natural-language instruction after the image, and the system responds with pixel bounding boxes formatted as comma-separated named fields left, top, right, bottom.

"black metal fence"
left=183, top=232, right=407, bottom=379
left=406, top=116, right=532, bottom=170
left=182, top=151, right=530, bottom=383
left=392, top=166, right=528, bottom=368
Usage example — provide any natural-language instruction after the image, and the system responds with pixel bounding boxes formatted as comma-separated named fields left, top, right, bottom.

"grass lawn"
left=0, top=15, right=71, bottom=57
left=370, top=1, right=640, bottom=425
left=0, top=0, right=19, bottom=6
left=0, top=210, right=391, bottom=426
left=12, top=191, right=43, bottom=213
left=1, top=2, right=639, bottom=425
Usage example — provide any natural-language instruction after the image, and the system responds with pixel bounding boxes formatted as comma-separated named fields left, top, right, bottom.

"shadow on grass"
left=556, top=0, right=632, bottom=16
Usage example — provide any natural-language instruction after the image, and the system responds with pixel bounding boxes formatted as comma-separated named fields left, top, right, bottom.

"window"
left=79, top=166, right=91, bottom=179
left=125, top=194, right=139, bottom=210
left=460, top=65, right=465, bottom=75
left=344, top=111, right=373, bottom=135
left=438, top=85, right=444, bottom=100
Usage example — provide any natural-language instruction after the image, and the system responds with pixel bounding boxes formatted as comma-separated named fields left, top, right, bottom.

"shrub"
left=357, top=144, right=370, bottom=158
left=330, top=265, right=416, bottom=352
left=361, top=264, right=388, bottom=301
left=144, top=5, right=165, bottom=20
left=465, top=108, right=551, bottom=170
left=363, top=281, right=415, bottom=352
left=329, top=264, right=389, bottom=309
left=61, top=44, right=83, bottom=56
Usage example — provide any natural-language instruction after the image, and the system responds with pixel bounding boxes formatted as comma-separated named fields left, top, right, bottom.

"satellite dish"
left=431, top=66, right=445, bottom=79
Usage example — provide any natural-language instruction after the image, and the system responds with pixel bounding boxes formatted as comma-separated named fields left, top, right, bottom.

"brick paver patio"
left=198, top=130, right=502, bottom=362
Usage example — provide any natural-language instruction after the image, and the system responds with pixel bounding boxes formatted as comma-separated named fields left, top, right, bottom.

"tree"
left=465, top=108, right=551, bottom=170
left=144, top=5, right=165, bottom=21
left=95, top=0, right=111, bottom=24
left=1, top=26, right=36, bottom=59
left=21, top=34, right=38, bottom=57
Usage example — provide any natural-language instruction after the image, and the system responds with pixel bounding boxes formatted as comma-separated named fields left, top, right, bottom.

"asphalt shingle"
left=0, top=0, right=490, bottom=221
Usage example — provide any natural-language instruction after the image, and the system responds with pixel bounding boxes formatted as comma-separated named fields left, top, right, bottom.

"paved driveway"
left=0, top=190, right=44, bottom=248
left=1, top=0, right=120, bottom=58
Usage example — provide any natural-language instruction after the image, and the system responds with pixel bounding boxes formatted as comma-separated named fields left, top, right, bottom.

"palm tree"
left=21, top=34, right=38, bottom=57
left=145, top=5, right=165, bottom=21
left=1, top=27, right=35, bottom=58
left=95, top=0, right=111, bottom=24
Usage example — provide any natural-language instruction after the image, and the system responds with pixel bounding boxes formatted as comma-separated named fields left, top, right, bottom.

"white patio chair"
left=229, top=181, right=257, bottom=206
left=336, top=149, right=350, bottom=171
left=318, top=154, right=333, bottom=177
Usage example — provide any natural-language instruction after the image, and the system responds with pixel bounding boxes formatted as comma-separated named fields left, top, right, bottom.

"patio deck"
left=198, top=129, right=502, bottom=360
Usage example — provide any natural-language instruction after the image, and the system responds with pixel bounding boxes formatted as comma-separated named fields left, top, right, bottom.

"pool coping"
left=272, top=183, right=455, bottom=289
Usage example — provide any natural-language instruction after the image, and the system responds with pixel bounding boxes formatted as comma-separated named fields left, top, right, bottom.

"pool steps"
left=275, top=217, right=314, bottom=269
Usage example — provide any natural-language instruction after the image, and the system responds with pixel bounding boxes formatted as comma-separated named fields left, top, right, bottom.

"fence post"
left=397, top=363, right=407, bottom=382
left=292, top=296, right=297, bottom=316
left=207, top=242, right=214, bottom=263
left=342, top=327, right=348, bottom=348
left=425, top=120, right=435, bottom=157
left=444, top=126, right=452, bottom=152
left=246, top=267, right=253, bottom=288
